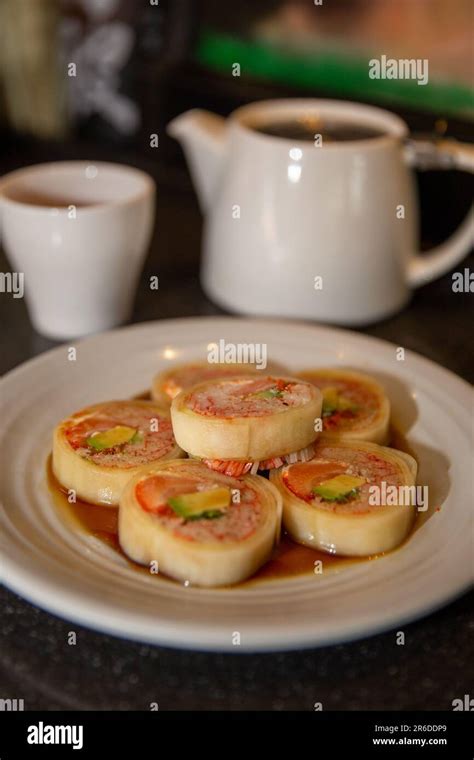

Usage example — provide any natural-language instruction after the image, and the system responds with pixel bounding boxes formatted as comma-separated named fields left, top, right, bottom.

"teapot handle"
left=404, top=138, right=474, bottom=288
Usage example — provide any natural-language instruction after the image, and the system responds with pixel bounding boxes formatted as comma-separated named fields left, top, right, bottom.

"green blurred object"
left=0, top=0, right=66, bottom=138
left=196, top=28, right=474, bottom=120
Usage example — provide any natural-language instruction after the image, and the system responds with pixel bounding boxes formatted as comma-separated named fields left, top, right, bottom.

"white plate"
left=0, top=318, right=472, bottom=651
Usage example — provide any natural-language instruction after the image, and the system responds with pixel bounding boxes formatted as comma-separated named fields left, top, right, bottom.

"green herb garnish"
left=254, top=387, right=283, bottom=400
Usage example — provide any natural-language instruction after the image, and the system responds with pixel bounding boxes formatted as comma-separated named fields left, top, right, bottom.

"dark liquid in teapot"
left=253, top=119, right=386, bottom=142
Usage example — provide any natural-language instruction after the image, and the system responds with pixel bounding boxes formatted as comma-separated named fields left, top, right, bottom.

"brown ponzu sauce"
left=47, top=422, right=417, bottom=587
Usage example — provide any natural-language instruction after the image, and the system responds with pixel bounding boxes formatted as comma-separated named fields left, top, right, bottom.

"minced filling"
left=135, top=466, right=263, bottom=543
left=282, top=444, right=403, bottom=514
left=186, top=377, right=313, bottom=418
left=305, top=375, right=380, bottom=432
left=161, top=363, right=258, bottom=400
left=64, top=401, right=175, bottom=467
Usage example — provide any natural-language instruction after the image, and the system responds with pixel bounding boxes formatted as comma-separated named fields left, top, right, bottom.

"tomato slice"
left=136, top=475, right=197, bottom=514
left=283, top=461, right=347, bottom=500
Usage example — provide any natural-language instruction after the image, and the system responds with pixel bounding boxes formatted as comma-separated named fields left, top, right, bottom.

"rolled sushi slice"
left=171, top=375, right=323, bottom=475
left=297, top=368, right=390, bottom=444
left=151, top=359, right=286, bottom=406
left=53, top=400, right=183, bottom=506
left=119, top=459, right=282, bottom=586
left=270, top=440, right=417, bottom=556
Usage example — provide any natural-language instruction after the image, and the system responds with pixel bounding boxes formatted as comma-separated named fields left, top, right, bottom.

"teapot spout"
left=167, top=109, right=227, bottom=212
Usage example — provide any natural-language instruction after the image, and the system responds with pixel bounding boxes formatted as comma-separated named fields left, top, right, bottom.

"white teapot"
left=169, top=99, right=473, bottom=325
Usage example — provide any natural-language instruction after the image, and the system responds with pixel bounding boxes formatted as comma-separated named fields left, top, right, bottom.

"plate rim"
left=1, top=315, right=472, bottom=396
left=2, top=554, right=471, bottom=652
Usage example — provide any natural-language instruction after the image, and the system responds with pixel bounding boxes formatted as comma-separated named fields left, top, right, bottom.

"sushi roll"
left=297, top=368, right=390, bottom=445
left=53, top=400, right=183, bottom=506
left=270, top=439, right=417, bottom=556
left=119, top=459, right=282, bottom=587
left=170, top=375, right=323, bottom=476
left=151, top=359, right=286, bottom=406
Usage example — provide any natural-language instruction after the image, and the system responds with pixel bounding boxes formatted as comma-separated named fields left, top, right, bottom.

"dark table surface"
left=0, top=144, right=473, bottom=711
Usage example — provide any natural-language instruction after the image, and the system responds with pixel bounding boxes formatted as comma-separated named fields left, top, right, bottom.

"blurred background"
left=0, top=0, right=473, bottom=712
left=0, top=0, right=472, bottom=367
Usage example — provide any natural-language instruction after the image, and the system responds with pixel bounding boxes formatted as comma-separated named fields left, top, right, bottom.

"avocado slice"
left=313, top=474, right=365, bottom=502
left=321, top=386, right=340, bottom=414
left=87, top=425, right=137, bottom=451
left=168, top=487, right=231, bottom=520
left=322, top=386, right=358, bottom=416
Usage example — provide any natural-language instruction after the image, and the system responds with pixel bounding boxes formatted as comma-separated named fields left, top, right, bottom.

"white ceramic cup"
left=169, top=99, right=473, bottom=325
left=0, top=161, right=155, bottom=339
